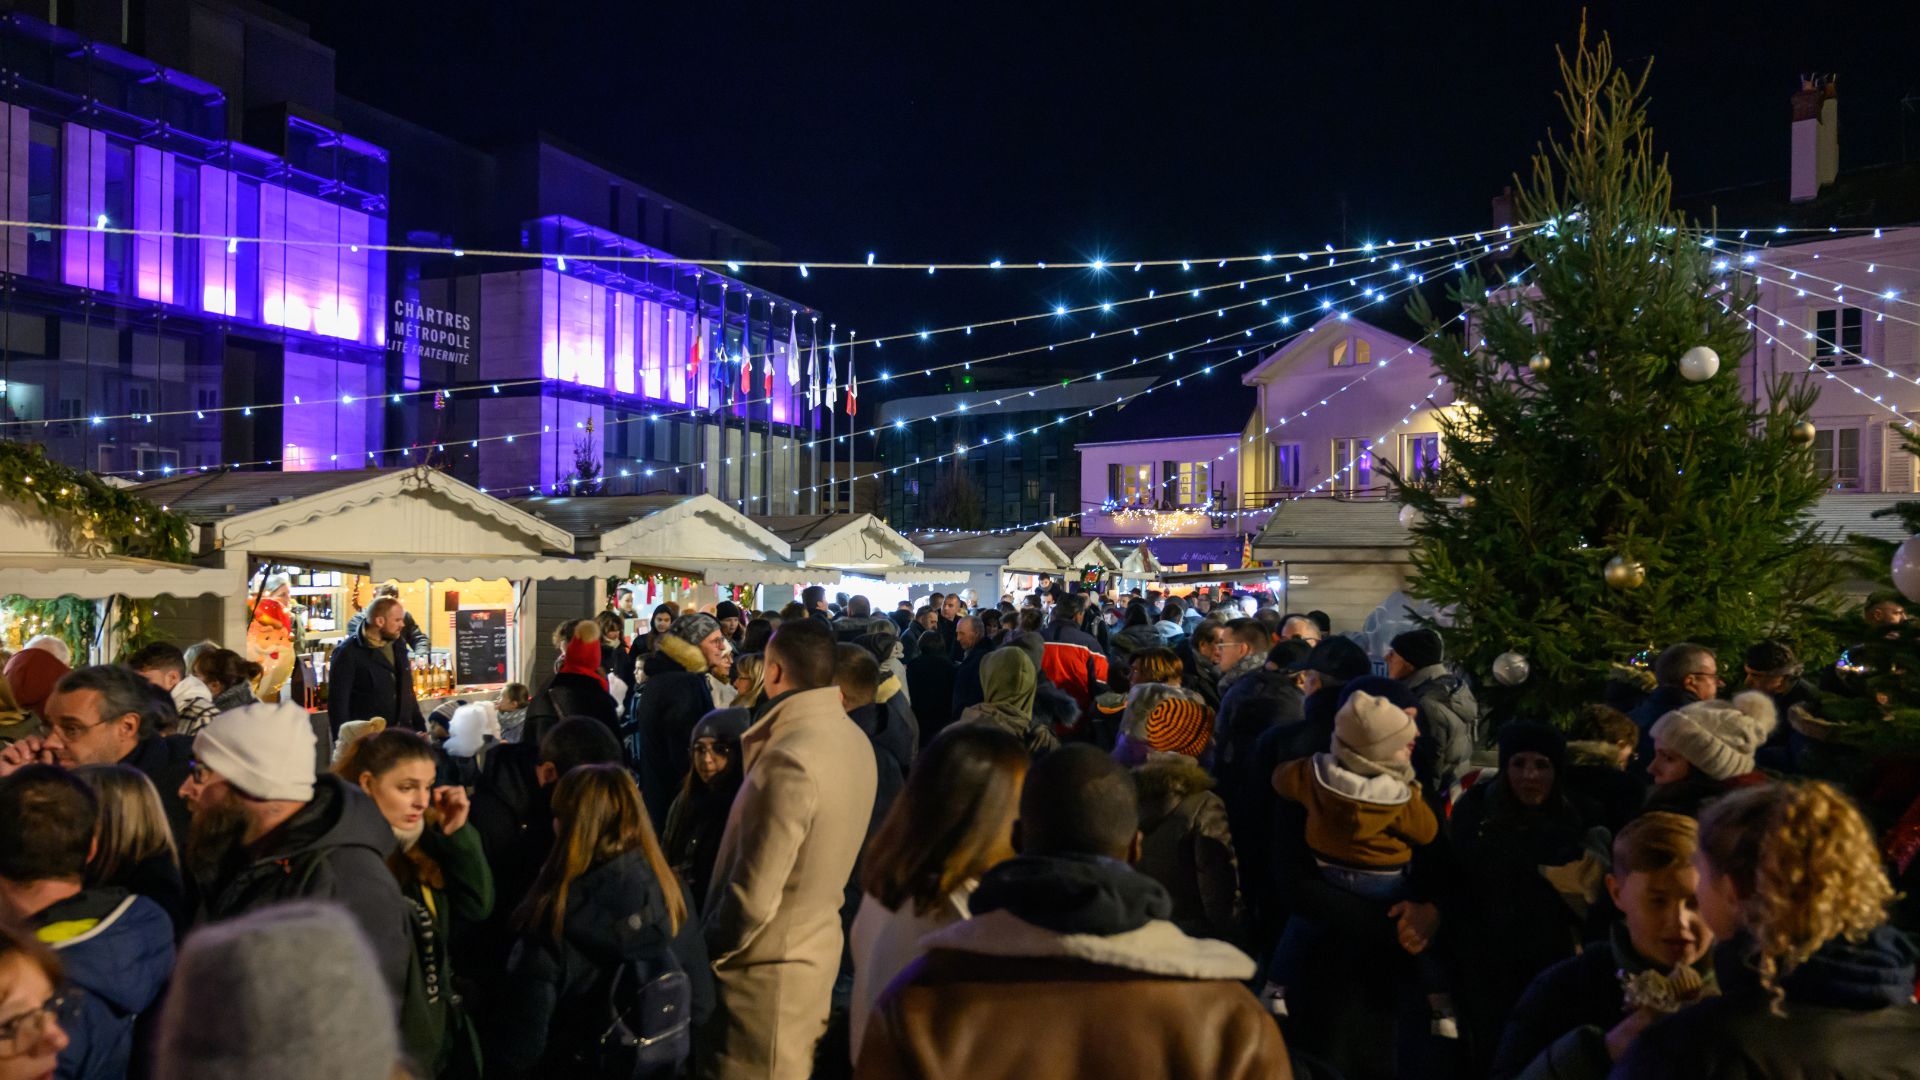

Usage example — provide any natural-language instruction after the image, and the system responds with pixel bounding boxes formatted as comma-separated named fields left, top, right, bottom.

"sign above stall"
left=1079, top=565, right=1104, bottom=590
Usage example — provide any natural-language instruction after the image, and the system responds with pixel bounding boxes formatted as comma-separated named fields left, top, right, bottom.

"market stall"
left=1053, top=536, right=1124, bottom=598
left=751, top=514, right=966, bottom=611
left=1113, top=542, right=1167, bottom=594
left=136, top=467, right=608, bottom=709
left=0, top=486, right=241, bottom=663
left=514, top=494, right=812, bottom=654
left=907, top=530, right=1072, bottom=606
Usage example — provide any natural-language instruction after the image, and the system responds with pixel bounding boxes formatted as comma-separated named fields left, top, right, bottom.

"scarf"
left=1217, top=652, right=1265, bottom=690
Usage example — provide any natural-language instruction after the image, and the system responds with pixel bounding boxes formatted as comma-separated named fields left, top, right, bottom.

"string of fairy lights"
left=23, top=222, right=1528, bottom=437
left=111, top=237, right=1497, bottom=486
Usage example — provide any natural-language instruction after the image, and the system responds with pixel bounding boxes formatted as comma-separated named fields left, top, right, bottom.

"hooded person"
left=663, top=707, right=751, bottom=909
left=526, top=621, right=620, bottom=739
left=954, top=647, right=1059, bottom=759
left=856, top=745, right=1288, bottom=1078
left=181, top=699, right=415, bottom=1006
left=154, top=901, right=403, bottom=1080
left=1644, top=691, right=1776, bottom=818
left=1005, top=631, right=1082, bottom=741
left=858, top=626, right=912, bottom=703
left=630, top=612, right=729, bottom=829
left=1112, top=679, right=1215, bottom=767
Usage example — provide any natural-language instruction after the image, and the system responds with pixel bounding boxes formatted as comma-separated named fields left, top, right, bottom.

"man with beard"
left=329, top=595, right=425, bottom=734
left=179, top=697, right=411, bottom=1004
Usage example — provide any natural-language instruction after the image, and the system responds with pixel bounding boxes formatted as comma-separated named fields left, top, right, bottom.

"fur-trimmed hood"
left=1132, top=752, right=1214, bottom=805
left=656, top=632, right=708, bottom=675
left=923, top=909, right=1253, bottom=981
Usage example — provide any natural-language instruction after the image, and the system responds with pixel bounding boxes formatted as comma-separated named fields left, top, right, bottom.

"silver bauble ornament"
left=1788, top=420, right=1817, bottom=447
left=1398, top=505, right=1422, bottom=530
left=1528, top=353, right=1551, bottom=375
left=1457, top=493, right=1476, bottom=509
left=1678, top=345, right=1720, bottom=382
left=1604, top=555, right=1647, bottom=590
left=1892, top=536, right=1920, bottom=603
left=1493, top=651, right=1531, bottom=686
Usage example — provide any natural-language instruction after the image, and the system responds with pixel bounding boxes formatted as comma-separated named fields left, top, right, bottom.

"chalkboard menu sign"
left=456, top=609, right=509, bottom=685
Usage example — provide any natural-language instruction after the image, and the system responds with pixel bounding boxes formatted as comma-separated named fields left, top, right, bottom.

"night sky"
left=267, top=0, right=1920, bottom=398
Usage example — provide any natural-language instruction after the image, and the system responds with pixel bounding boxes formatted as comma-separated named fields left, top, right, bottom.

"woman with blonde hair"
left=70, top=764, right=186, bottom=934
left=493, top=764, right=712, bottom=1079
left=729, top=651, right=767, bottom=711
left=1612, top=781, right=1918, bottom=1076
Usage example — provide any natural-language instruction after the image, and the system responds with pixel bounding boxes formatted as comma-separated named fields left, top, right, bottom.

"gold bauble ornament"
left=1457, top=493, right=1476, bottom=508
left=1528, top=353, right=1551, bottom=375
left=1605, top=555, right=1647, bottom=590
left=1788, top=420, right=1817, bottom=447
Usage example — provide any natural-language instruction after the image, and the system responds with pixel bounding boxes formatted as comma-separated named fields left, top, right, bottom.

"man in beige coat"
left=701, top=618, right=878, bottom=1079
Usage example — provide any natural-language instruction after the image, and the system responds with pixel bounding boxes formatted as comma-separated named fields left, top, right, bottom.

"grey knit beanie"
left=670, top=612, right=723, bottom=647
left=155, top=901, right=399, bottom=1080
left=1650, top=691, right=1777, bottom=781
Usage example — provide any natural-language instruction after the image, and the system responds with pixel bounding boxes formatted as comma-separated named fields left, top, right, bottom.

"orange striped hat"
left=1145, top=697, right=1213, bottom=759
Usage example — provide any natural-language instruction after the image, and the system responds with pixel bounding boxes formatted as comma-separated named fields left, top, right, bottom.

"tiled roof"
left=1251, top=499, right=1410, bottom=549
left=134, top=469, right=398, bottom=519
left=510, top=494, right=695, bottom=537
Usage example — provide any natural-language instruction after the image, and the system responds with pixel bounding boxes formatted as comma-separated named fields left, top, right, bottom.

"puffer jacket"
left=1132, top=753, right=1241, bottom=943
left=31, top=887, right=174, bottom=1080
left=628, top=636, right=715, bottom=830
left=1403, top=663, right=1478, bottom=785
left=1612, top=926, right=1920, bottom=1079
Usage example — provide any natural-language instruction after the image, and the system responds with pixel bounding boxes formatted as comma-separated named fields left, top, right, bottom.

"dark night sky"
left=266, top=0, right=1920, bottom=396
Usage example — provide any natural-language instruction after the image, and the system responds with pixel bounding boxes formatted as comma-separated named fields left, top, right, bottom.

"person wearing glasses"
left=0, top=919, right=71, bottom=1080
left=178, top=698, right=413, bottom=1011
left=0, top=666, right=197, bottom=848
left=0, top=765, right=174, bottom=1080
left=1627, top=643, right=1724, bottom=777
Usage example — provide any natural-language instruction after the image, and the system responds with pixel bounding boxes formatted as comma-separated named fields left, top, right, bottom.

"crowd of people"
left=0, top=578, right=1915, bottom=1080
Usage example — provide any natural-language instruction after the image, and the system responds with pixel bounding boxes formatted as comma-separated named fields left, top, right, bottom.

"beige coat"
left=700, top=686, right=878, bottom=1080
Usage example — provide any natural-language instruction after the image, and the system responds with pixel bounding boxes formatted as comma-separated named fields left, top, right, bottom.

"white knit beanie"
left=1333, top=690, right=1419, bottom=763
left=192, top=699, right=318, bottom=801
left=1650, top=690, right=1777, bottom=781
left=155, top=901, right=398, bottom=1080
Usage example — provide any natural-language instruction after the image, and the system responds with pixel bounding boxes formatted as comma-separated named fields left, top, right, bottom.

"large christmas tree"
left=1389, top=26, right=1835, bottom=722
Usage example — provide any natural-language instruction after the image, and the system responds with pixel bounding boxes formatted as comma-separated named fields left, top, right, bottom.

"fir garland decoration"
left=0, top=441, right=190, bottom=561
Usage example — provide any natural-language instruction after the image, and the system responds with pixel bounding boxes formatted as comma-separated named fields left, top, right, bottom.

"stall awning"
left=880, top=567, right=969, bottom=584
left=259, top=552, right=620, bottom=584
left=629, top=558, right=824, bottom=586
left=1157, top=566, right=1289, bottom=586
left=0, top=554, right=240, bottom=599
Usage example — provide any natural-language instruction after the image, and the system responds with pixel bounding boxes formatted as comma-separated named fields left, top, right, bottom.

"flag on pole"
left=786, top=312, right=801, bottom=385
left=763, top=310, right=775, bottom=395
left=846, top=338, right=858, bottom=416
left=807, top=324, right=820, bottom=411
left=825, top=327, right=838, bottom=410
left=687, top=329, right=702, bottom=397
left=740, top=294, right=754, bottom=395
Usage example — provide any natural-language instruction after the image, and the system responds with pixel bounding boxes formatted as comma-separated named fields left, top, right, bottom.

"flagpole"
left=760, top=301, right=772, bottom=514
left=808, top=319, right=820, bottom=514
left=828, top=326, right=838, bottom=515
left=847, top=332, right=858, bottom=515
left=787, top=311, right=799, bottom=514
left=737, top=290, right=750, bottom=512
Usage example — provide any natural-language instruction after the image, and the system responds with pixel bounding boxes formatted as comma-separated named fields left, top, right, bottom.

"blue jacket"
left=33, top=888, right=174, bottom=1080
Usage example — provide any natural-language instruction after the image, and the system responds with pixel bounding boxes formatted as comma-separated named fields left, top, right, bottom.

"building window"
left=1814, top=307, right=1863, bottom=365
left=1355, top=338, right=1371, bottom=366
left=195, top=386, right=218, bottom=411
left=127, top=385, right=151, bottom=415
left=172, top=158, right=200, bottom=309
left=1332, top=437, right=1374, bottom=493
left=1403, top=432, right=1442, bottom=478
left=26, top=119, right=60, bottom=282
left=905, top=478, right=920, bottom=495
left=1024, top=477, right=1041, bottom=503
left=1270, top=442, right=1302, bottom=490
left=1110, top=463, right=1153, bottom=505
left=233, top=178, right=260, bottom=321
left=1330, top=339, right=1350, bottom=367
left=1813, top=427, right=1860, bottom=489
left=1171, top=461, right=1211, bottom=506
left=102, top=139, right=133, bottom=295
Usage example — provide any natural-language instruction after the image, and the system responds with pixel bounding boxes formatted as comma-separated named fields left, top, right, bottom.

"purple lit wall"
left=260, top=186, right=378, bottom=344
left=280, top=349, right=380, bottom=470
left=60, top=123, right=104, bottom=290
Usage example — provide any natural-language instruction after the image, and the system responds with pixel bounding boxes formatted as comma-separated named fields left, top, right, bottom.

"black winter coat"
left=628, top=638, right=715, bottom=831
left=1612, top=926, right=1920, bottom=1080
left=196, top=774, right=413, bottom=1005
left=328, top=632, right=424, bottom=732
left=949, top=640, right=993, bottom=718
left=905, top=654, right=958, bottom=742
left=492, top=850, right=714, bottom=1079
left=1214, top=665, right=1304, bottom=773
left=528, top=670, right=620, bottom=740
left=662, top=775, right=739, bottom=914
left=120, top=732, right=196, bottom=850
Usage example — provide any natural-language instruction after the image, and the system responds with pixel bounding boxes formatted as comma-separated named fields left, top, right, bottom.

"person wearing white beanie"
left=1646, top=691, right=1776, bottom=817
left=180, top=698, right=414, bottom=1007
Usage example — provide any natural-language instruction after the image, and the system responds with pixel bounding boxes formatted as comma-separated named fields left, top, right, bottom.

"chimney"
left=1790, top=75, right=1838, bottom=202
